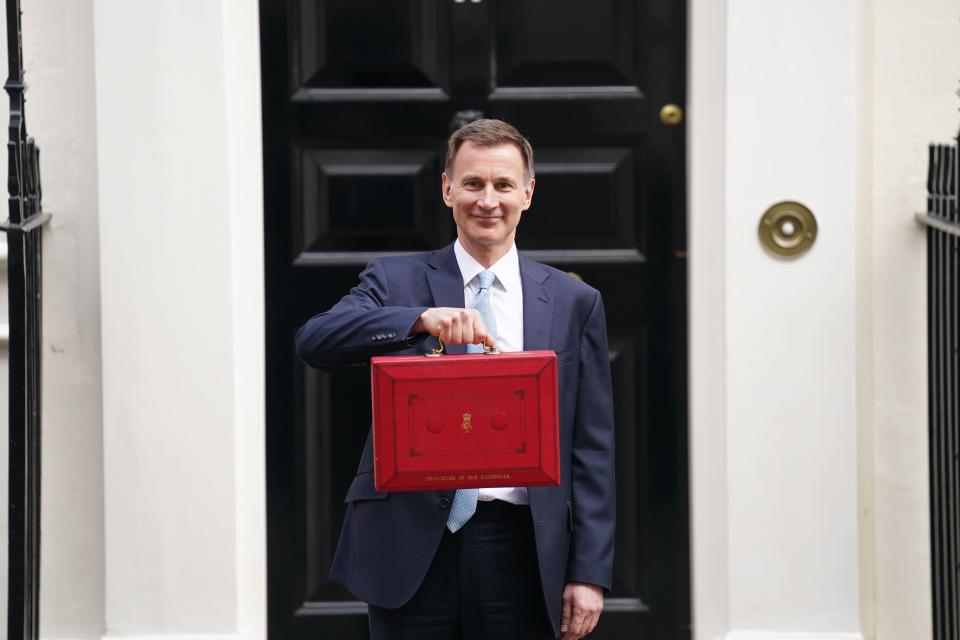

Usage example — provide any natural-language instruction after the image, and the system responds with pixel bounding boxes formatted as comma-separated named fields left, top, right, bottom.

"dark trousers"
left=368, top=500, right=557, bottom=640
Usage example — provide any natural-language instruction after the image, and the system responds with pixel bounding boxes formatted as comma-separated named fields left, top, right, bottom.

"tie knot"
left=477, top=270, right=495, bottom=290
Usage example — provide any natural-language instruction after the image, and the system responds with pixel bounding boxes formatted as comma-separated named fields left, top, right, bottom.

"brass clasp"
left=425, top=337, right=445, bottom=358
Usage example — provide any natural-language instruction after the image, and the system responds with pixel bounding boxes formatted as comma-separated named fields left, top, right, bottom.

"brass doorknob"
left=660, top=104, right=684, bottom=126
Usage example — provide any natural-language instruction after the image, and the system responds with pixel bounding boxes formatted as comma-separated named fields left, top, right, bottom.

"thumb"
left=474, top=314, right=496, bottom=349
left=561, top=590, right=573, bottom=632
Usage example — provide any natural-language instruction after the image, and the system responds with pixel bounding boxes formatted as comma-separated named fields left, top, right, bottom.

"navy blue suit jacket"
left=295, top=243, right=615, bottom=635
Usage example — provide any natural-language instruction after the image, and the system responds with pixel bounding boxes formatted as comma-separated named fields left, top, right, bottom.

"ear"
left=441, top=172, right=453, bottom=208
left=521, top=177, right=535, bottom=211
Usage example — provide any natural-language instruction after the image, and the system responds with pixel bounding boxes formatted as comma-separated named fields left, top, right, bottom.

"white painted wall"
left=0, top=1, right=265, bottom=637
left=0, top=1, right=105, bottom=637
left=726, top=0, right=863, bottom=633
left=219, top=0, right=267, bottom=637
left=690, top=0, right=958, bottom=639
left=869, top=1, right=958, bottom=638
left=92, top=0, right=265, bottom=637
left=26, top=2, right=107, bottom=635
left=94, top=2, right=242, bottom=630
left=688, top=0, right=729, bottom=637
left=697, top=0, right=866, bottom=637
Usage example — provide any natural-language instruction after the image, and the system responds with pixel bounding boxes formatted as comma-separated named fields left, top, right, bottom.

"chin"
left=466, top=237, right=499, bottom=247
left=464, top=227, right=499, bottom=241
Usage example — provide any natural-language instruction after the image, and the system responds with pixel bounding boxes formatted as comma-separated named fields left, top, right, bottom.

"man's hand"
left=413, top=307, right=495, bottom=348
left=561, top=583, right=603, bottom=639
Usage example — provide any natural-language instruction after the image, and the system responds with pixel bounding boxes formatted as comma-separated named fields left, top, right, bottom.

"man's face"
left=442, top=141, right=535, bottom=258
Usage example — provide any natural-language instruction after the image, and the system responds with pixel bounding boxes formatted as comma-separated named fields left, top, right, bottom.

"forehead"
left=450, top=141, right=526, bottom=177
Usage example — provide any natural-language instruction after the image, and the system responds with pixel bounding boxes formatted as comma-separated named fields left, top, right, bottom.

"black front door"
left=261, top=1, right=689, bottom=637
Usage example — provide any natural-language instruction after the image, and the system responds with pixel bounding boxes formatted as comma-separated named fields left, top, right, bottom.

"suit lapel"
left=520, top=253, right=553, bottom=351
left=426, top=244, right=468, bottom=355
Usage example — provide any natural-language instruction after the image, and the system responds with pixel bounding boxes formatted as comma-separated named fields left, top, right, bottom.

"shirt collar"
left=453, top=239, right=521, bottom=293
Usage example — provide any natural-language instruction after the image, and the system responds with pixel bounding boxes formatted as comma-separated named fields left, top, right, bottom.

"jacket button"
left=438, top=497, right=451, bottom=509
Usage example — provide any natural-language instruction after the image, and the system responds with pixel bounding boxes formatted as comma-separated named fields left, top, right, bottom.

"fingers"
left=583, top=607, right=601, bottom=638
left=561, top=584, right=603, bottom=639
left=422, top=308, right=495, bottom=347
left=561, top=589, right=573, bottom=636
left=570, top=608, right=587, bottom=637
left=442, top=310, right=463, bottom=344
left=477, top=318, right=496, bottom=348
left=468, top=309, right=493, bottom=348
left=564, top=609, right=597, bottom=639
left=440, top=309, right=471, bottom=344
left=455, top=309, right=491, bottom=347
left=460, top=309, right=476, bottom=344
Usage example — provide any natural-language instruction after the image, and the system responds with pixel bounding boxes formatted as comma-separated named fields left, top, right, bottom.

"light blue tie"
left=446, top=270, right=497, bottom=532
left=466, top=270, right=497, bottom=355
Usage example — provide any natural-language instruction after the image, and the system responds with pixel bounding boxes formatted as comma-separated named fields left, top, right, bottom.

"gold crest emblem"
left=461, top=412, right=473, bottom=433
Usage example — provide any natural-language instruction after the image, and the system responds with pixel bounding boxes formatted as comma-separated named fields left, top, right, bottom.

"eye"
left=497, top=182, right=513, bottom=190
left=464, top=179, right=481, bottom=189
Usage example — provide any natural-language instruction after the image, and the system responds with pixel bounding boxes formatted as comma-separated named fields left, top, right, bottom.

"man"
left=295, top=119, right=615, bottom=639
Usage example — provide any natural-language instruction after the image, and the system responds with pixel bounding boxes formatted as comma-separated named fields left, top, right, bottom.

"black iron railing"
left=1, top=1, right=50, bottom=639
left=921, top=128, right=960, bottom=640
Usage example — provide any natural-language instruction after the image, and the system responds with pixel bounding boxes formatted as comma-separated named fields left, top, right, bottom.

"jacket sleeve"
left=295, top=259, right=430, bottom=371
left=566, top=291, right=616, bottom=590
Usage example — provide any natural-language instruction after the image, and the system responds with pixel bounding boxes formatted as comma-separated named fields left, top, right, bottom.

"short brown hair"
left=444, top=119, right=535, bottom=182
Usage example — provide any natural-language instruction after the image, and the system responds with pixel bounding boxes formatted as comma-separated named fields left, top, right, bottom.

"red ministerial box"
left=370, top=350, right=560, bottom=492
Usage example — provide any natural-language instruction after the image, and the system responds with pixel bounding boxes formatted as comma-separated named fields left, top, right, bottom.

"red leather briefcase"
left=370, top=348, right=560, bottom=492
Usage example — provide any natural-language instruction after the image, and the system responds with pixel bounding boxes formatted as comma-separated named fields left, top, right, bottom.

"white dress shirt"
left=453, top=239, right=528, bottom=505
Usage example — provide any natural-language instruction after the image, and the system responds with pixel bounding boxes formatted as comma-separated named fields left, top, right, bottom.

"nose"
left=477, top=184, right=498, bottom=210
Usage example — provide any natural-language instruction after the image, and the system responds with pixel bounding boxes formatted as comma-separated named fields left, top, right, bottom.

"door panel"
left=520, top=147, right=638, bottom=252
left=262, top=0, right=688, bottom=637
left=494, top=0, right=641, bottom=89
left=293, top=0, right=450, bottom=94
left=293, top=147, right=447, bottom=255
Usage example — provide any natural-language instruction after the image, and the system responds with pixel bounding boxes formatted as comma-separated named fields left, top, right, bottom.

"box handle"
left=424, top=336, right=500, bottom=357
